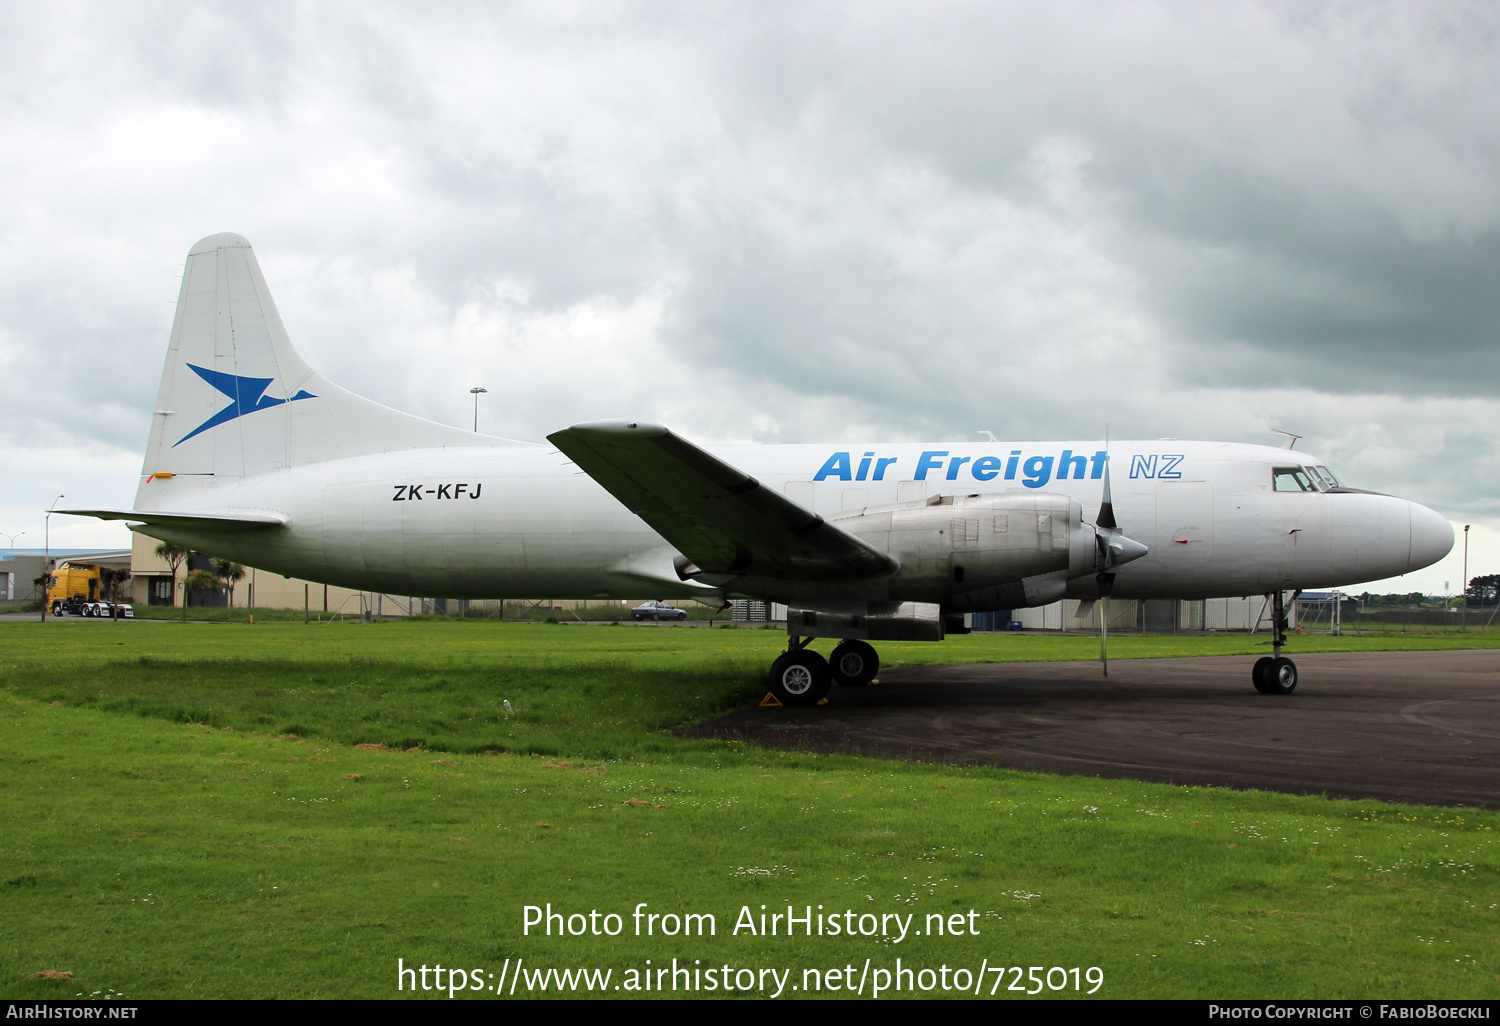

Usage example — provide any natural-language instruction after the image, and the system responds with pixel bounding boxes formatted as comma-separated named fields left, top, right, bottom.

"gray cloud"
left=2, top=1, right=1497, bottom=589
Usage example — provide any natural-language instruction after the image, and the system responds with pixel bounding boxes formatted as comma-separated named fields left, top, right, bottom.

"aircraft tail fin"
left=138, top=233, right=527, bottom=508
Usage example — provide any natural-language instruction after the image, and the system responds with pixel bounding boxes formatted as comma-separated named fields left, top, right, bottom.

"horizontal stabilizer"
left=58, top=509, right=287, bottom=532
left=548, top=421, right=898, bottom=583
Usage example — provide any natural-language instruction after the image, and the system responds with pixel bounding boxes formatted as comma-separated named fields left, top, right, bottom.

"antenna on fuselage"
left=1271, top=429, right=1302, bottom=450
left=977, top=430, right=998, bottom=442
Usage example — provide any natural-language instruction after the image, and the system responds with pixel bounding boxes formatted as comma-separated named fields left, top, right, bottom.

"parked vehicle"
left=46, top=562, right=133, bottom=618
left=72, top=600, right=134, bottom=618
left=630, top=601, right=688, bottom=621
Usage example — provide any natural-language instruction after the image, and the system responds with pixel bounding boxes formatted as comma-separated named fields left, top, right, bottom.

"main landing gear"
left=1252, top=589, right=1299, bottom=695
left=767, top=638, right=881, bottom=706
left=830, top=640, right=880, bottom=687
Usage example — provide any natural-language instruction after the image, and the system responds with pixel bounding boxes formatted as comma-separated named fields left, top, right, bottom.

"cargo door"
left=1155, top=482, right=1214, bottom=562
left=841, top=488, right=869, bottom=511
left=783, top=480, right=814, bottom=510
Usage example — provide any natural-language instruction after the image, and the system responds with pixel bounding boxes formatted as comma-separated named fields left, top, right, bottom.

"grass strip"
left=2, top=696, right=1495, bottom=999
left=2, top=622, right=1497, bottom=999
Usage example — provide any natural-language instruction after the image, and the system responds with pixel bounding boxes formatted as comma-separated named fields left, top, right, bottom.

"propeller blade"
left=1096, top=571, right=1114, bottom=676
left=1096, top=437, right=1113, bottom=677
left=1100, top=594, right=1109, bottom=677
left=1097, top=455, right=1117, bottom=531
left=1089, top=431, right=1136, bottom=678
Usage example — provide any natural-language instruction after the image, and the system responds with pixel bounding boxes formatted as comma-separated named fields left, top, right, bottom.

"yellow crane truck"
left=47, top=562, right=134, bottom=618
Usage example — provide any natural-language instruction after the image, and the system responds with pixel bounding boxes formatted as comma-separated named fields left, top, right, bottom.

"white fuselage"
left=136, top=438, right=1452, bottom=608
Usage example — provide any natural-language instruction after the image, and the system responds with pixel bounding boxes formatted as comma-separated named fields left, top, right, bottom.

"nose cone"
left=1408, top=502, right=1453, bottom=572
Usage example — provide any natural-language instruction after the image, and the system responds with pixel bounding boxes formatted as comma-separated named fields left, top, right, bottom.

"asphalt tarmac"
left=681, top=649, right=1500, bottom=809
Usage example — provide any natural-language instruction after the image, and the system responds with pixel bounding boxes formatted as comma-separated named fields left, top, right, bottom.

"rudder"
left=137, top=233, right=525, bottom=508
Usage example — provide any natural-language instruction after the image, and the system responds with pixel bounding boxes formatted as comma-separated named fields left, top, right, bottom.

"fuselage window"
left=1272, top=467, right=1315, bottom=492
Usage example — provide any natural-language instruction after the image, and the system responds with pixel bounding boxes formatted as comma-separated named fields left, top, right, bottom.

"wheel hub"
left=781, top=665, right=813, bottom=695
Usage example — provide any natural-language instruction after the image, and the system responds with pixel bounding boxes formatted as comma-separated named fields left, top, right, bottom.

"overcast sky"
left=2, top=1, right=1495, bottom=594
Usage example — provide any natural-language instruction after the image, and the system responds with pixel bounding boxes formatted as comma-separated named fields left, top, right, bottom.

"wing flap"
left=59, top=509, right=287, bottom=532
left=547, top=421, right=896, bottom=582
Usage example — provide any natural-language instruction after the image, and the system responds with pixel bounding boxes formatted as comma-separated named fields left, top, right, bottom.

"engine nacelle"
left=836, top=492, right=1097, bottom=609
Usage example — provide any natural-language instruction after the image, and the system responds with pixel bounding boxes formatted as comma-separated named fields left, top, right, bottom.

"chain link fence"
left=1296, top=598, right=1500, bottom=634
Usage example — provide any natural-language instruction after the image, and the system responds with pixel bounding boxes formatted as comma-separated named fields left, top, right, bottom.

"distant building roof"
left=0, top=549, right=131, bottom=567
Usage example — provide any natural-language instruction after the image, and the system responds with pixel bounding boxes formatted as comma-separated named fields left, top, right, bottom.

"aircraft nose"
left=1407, top=501, right=1453, bottom=572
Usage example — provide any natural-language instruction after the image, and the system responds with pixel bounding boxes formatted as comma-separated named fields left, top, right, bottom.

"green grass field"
left=2, top=621, right=1497, bottom=1000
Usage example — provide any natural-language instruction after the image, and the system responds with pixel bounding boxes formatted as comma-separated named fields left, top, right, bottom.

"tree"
left=184, top=569, right=220, bottom=609
left=153, top=541, right=189, bottom=620
left=1466, top=574, right=1500, bottom=607
left=99, top=567, right=132, bottom=602
left=211, top=558, right=247, bottom=608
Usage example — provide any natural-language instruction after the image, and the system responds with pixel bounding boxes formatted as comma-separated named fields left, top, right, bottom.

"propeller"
left=1092, top=444, right=1149, bottom=676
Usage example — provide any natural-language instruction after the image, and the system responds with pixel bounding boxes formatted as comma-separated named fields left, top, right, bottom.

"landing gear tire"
left=1254, top=656, right=1297, bottom=695
left=1252, top=656, right=1274, bottom=693
left=1265, top=657, right=1298, bottom=694
left=768, top=650, right=831, bottom=706
left=829, top=640, right=879, bottom=686
left=1254, top=590, right=1299, bottom=694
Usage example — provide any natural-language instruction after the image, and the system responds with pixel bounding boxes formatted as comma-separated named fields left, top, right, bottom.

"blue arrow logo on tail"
left=173, top=364, right=316, bottom=446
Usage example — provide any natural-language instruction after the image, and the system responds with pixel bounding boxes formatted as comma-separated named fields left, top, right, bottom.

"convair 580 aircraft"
left=66, top=234, right=1453, bottom=703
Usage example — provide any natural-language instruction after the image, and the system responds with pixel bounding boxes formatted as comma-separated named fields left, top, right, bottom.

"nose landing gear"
left=1253, top=589, right=1300, bottom=694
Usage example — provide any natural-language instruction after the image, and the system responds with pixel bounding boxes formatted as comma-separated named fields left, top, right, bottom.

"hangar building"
left=129, top=531, right=421, bottom=615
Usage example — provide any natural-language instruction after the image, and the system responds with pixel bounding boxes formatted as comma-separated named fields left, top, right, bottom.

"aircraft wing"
left=58, top=509, right=287, bottom=532
left=547, top=421, right=898, bottom=582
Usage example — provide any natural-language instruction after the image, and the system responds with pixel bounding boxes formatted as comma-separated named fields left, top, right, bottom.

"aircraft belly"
left=522, top=533, right=576, bottom=571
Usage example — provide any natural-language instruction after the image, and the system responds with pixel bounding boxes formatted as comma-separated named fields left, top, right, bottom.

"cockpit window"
left=1300, top=467, right=1327, bottom=491
left=1273, top=467, right=1315, bottom=492
left=1309, top=465, right=1340, bottom=489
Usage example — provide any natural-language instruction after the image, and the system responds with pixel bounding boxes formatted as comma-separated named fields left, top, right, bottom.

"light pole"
left=470, top=387, right=487, bottom=432
left=41, top=494, right=63, bottom=622
left=1462, top=524, right=1471, bottom=632
left=1, top=530, right=23, bottom=549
